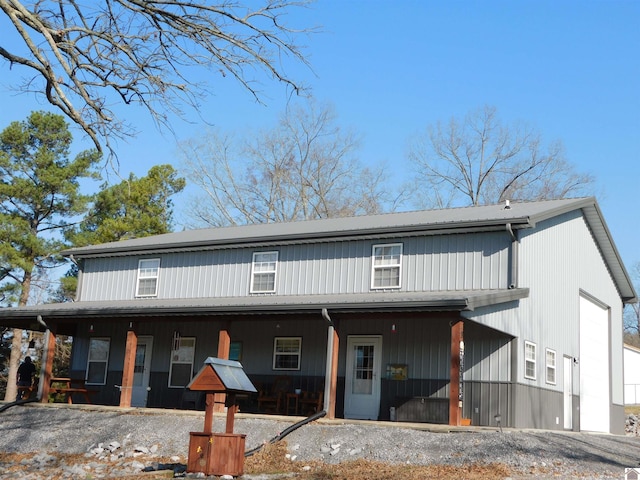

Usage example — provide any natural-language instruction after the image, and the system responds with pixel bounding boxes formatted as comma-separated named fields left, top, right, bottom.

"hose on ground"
left=244, top=409, right=327, bottom=457
left=0, top=396, right=41, bottom=413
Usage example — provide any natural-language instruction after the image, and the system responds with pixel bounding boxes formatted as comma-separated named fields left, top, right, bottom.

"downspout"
left=321, top=308, right=334, bottom=413
left=506, top=223, right=519, bottom=289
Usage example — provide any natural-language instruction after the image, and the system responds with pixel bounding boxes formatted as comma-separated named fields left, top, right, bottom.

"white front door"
left=563, top=355, right=573, bottom=430
left=131, top=336, right=153, bottom=407
left=344, top=335, right=382, bottom=420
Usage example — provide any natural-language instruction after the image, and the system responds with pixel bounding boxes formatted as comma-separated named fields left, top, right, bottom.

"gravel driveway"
left=1, top=402, right=640, bottom=479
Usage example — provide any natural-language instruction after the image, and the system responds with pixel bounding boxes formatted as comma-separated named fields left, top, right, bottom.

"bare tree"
left=0, top=0, right=313, bottom=157
left=407, top=105, right=595, bottom=208
left=180, top=100, right=396, bottom=226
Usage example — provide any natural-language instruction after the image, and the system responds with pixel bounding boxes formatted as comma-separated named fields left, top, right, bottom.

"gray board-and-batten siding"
left=77, top=231, right=512, bottom=302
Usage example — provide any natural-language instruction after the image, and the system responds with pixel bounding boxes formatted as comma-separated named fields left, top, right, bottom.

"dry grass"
left=626, top=405, right=640, bottom=416
left=244, top=440, right=516, bottom=480
left=0, top=441, right=552, bottom=479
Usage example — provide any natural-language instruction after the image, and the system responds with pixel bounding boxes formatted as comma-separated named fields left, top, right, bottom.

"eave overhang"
left=0, top=288, right=529, bottom=329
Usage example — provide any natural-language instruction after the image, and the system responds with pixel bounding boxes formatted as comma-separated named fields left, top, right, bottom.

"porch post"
left=322, top=309, right=339, bottom=420
left=39, top=329, right=56, bottom=403
left=120, top=327, right=137, bottom=407
left=213, top=326, right=231, bottom=413
left=327, top=325, right=339, bottom=419
left=449, top=319, right=464, bottom=426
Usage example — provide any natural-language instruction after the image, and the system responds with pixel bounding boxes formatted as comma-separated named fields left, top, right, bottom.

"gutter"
left=506, top=223, right=519, bottom=289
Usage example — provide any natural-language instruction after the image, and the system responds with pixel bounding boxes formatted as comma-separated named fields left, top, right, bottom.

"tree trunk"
left=4, top=271, right=33, bottom=401
left=4, top=330, right=22, bottom=402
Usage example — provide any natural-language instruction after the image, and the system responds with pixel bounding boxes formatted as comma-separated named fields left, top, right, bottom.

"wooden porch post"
left=327, top=326, right=339, bottom=419
left=120, top=327, right=137, bottom=407
left=449, top=319, right=464, bottom=426
left=213, top=327, right=231, bottom=413
left=39, top=329, right=56, bottom=403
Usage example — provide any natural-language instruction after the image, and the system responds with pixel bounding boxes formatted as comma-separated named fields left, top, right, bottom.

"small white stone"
left=290, top=455, right=297, bottom=461
left=349, top=447, right=362, bottom=455
left=285, top=453, right=291, bottom=459
left=331, top=444, right=341, bottom=449
left=149, top=444, right=158, bottom=453
left=290, top=444, right=300, bottom=451
left=320, top=446, right=331, bottom=453
left=221, top=475, right=234, bottom=480
left=302, top=465, right=312, bottom=471
left=170, top=455, right=181, bottom=462
left=130, top=460, right=145, bottom=470
left=330, top=448, right=340, bottom=455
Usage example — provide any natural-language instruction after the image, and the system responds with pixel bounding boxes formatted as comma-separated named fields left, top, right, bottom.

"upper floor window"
left=136, top=258, right=160, bottom=297
left=251, top=252, right=278, bottom=293
left=86, top=337, right=110, bottom=385
left=371, top=243, right=402, bottom=289
left=525, top=341, right=536, bottom=380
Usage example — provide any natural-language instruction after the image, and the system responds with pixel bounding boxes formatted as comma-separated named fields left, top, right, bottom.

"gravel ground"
left=1, top=402, right=640, bottom=479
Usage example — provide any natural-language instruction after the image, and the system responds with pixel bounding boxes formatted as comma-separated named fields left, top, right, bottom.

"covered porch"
left=0, top=288, right=527, bottom=426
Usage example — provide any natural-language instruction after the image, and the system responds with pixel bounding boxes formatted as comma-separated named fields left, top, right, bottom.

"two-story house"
left=1, top=197, right=636, bottom=433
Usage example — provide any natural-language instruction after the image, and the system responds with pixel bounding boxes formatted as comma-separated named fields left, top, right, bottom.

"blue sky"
left=0, top=0, right=639, bottom=272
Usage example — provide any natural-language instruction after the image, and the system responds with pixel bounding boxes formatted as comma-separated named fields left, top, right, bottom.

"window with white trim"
left=86, top=337, right=110, bottom=385
left=273, top=337, right=302, bottom=370
left=251, top=251, right=278, bottom=293
left=371, top=243, right=403, bottom=289
left=169, top=337, right=195, bottom=387
left=545, top=348, right=556, bottom=385
left=136, top=258, right=160, bottom=297
left=525, top=341, right=537, bottom=380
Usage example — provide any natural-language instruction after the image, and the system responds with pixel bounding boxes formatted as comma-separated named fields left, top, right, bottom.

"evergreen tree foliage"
left=0, top=110, right=101, bottom=401
left=67, top=164, right=185, bottom=247
left=0, top=110, right=100, bottom=306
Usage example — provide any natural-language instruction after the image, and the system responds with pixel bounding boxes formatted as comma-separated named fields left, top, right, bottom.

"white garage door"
left=579, top=295, right=609, bottom=433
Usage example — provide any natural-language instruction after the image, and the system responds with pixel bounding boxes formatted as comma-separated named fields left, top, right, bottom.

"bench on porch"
left=49, top=378, right=97, bottom=404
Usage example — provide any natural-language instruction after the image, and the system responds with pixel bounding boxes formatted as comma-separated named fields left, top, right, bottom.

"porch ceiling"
left=0, top=288, right=528, bottom=330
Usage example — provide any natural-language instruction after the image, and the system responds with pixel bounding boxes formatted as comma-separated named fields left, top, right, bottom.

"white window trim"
left=545, top=348, right=557, bottom=385
left=86, top=337, right=110, bottom=385
left=168, top=337, right=196, bottom=388
left=371, top=243, right=403, bottom=290
left=273, top=337, right=302, bottom=371
left=136, top=258, right=161, bottom=297
left=524, top=341, right=537, bottom=380
left=250, top=251, right=278, bottom=294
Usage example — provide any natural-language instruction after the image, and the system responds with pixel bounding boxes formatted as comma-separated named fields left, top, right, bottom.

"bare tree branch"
left=0, top=0, right=314, bottom=160
left=179, top=100, right=396, bottom=227
left=407, top=105, right=595, bottom=207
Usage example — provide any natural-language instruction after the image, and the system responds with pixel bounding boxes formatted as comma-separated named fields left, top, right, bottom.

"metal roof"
left=0, top=289, right=530, bottom=327
left=63, top=198, right=595, bottom=256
